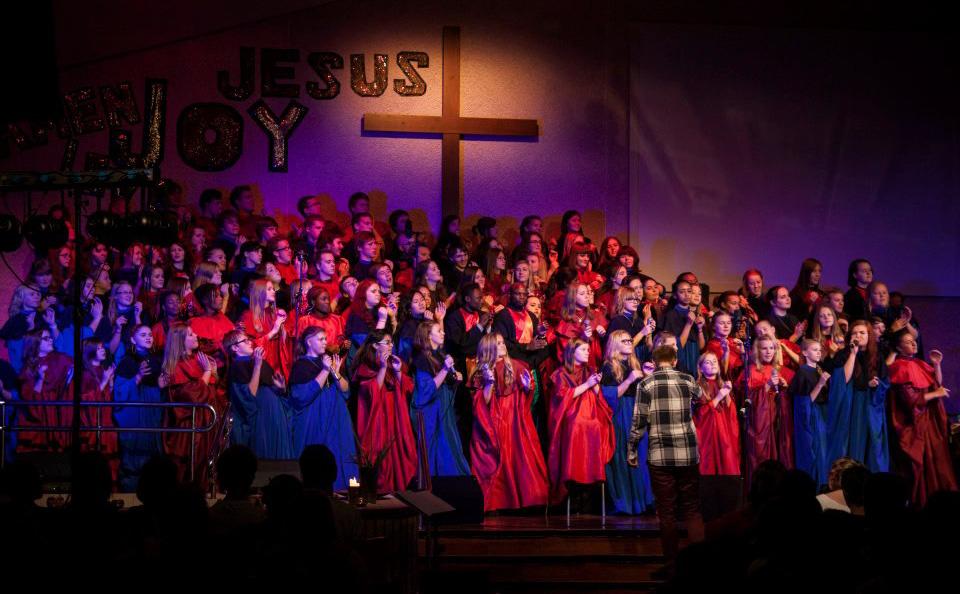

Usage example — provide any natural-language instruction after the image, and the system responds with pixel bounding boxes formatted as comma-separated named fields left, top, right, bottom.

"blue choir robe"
left=114, top=350, right=164, bottom=492
left=288, top=356, right=358, bottom=490
left=228, top=356, right=293, bottom=460
left=660, top=306, right=700, bottom=375
left=825, top=348, right=854, bottom=467
left=601, top=361, right=654, bottom=514
left=410, top=351, right=470, bottom=477
left=847, top=355, right=891, bottom=472
left=0, top=312, right=33, bottom=373
left=790, top=365, right=830, bottom=489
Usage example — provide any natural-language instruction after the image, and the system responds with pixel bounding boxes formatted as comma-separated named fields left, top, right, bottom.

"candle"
left=349, top=477, right=360, bottom=487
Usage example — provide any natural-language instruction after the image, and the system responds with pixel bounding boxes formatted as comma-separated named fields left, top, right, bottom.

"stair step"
left=426, top=535, right=668, bottom=556
left=437, top=560, right=663, bottom=584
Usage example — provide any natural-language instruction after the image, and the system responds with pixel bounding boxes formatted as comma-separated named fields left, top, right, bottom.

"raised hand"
left=389, top=355, right=403, bottom=373
left=642, top=361, right=656, bottom=375
left=444, top=354, right=456, bottom=371
left=322, top=353, right=334, bottom=370
left=818, top=371, right=832, bottom=385
left=158, top=372, right=170, bottom=389
left=868, top=375, right=879, bottom=388
left=377, top=306, right=389, bottom=322
left=25, top=311, right=36, bottom=331
left=520, top=368, right=533, bottom=391
left=272, top=371, right=286, bottom=390
left=115, top=315, right=128, bottom=331
left=253, top=346, right=265, bottom=363
left=134, top=301, right=144, bottom=318
left=38, top=364, right=48, bottom=380
left=435, top=302, right=447, bottom=320
left=197, top=352, right=213, bottom=372
left=331, top=353, right=342, bottom=372
left=929, top=349, right=944, bottom=366
left=90, top=298, right=104, bottom=319
left=43, top=307, right=57, bottom=328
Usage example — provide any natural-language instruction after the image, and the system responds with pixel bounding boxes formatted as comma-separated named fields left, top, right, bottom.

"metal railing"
left=0, top=400, right=219, bottom=482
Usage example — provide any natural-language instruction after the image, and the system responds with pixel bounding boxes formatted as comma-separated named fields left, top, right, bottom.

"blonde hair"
left=612, top=286, right=638, bottom=317
left=751, top=334, right=782, bottom=369
left=8, top=285, right=40, bottom=317
left=192, top=262, right=221, bottom=289
left=696, top=351, right=719, bottom=380
left=162, top=324, right=193, bottom=375
left=248, top=279, right=276, bottom=333
left=475, top=332, right=514, bottom=389
left=560, top=282, right=586, bottom=322
left=107, top=281, right=134, bottom=326
left=603, top=329, right=641, bottom=383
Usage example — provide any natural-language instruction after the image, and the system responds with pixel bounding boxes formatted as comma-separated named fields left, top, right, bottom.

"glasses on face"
left=378, top=340, right=394, bottom=348
left=625, top=296, right=639, bottom=302
left=275, top=245, right=292, bottom=252
left=620, top=339, right=633, bottom=345
left=41, top=335, right=53, bottom=342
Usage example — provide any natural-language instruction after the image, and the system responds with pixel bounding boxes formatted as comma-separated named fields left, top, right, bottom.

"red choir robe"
left=17, top=352, right=73, bottom=452
left=779, top=339, right=801, bottom=372
left=79, top=365, right=120, bottom=481
left=575, top=268, right=604, bottom=291
left=139, top=289, right=163, bottom=321
left=738, top=363, right=795, bottom=476
left=238, top=309, right=292, bottom=379
left=554, top=307, right=605, bottom=369
left=313, top=276, right=341, bottom=302
left=705, top=338, right=744, bottom=380
left=888, top=358, right=958, bottom=506
left=276, top=262, right=299, bottom=285
left=354, top=363, right=418, bottom=493
left=694, top=377, right=741, bottom=475
left=294, top=312, right=346, bottom=349
left=470, top=359, right=549, bottom=511
left=164, top=356, right=219, bottom=483
left=547, top=365, right=616, bottom=503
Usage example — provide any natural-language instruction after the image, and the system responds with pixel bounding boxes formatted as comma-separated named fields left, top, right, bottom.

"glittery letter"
left=99, top=81, right=141, bottom=127
left=247, top=99, right=308, bottom=173
left=261, top=48, right=301, bottom=98
left=140, top=79, right=167, bottom=168
left=350, top=54, right=388, bottom=97
left=109, top=128, right=139, bottom=167
left=218, top=47, right=255, bottom=101
left=61, top=138, right=79, bottom=170
left=306, top=52, right=343, bottom=100
left=63, top=87, right=104, bottom=135
left=394, top=51, right=428, bottom=96
left=176, top=103, right=244, bottom=172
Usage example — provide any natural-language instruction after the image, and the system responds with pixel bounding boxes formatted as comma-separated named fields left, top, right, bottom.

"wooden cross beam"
left=362, top=26, right=540, bottom=220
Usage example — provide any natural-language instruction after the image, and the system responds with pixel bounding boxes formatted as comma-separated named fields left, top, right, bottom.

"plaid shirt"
left=627, top=366, right=701, bottom=467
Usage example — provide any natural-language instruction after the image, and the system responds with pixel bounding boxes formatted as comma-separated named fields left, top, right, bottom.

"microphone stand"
left=292, top=251, right=306, bottom=353
left=740, top=332, right=751, bottom=491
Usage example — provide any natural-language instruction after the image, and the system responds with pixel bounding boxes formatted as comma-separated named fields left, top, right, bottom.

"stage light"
left=0, top=214, right=23, bottom=252
left=86, top=210, right=124, bottom=246
left=23, top=214, right=68, bottom=252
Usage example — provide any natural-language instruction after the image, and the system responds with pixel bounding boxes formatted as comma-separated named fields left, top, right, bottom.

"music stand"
left=395, top=490, right=455, bottom=568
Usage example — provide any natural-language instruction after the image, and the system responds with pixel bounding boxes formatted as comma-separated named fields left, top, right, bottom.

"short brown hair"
left=651, top=345, right=678, bottom=365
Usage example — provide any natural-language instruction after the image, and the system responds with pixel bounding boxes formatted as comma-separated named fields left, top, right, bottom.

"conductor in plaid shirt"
left=627, top=344, right=706, bottom=566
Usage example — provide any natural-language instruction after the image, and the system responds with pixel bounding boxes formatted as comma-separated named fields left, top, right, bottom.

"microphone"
left=295, top=248, right=307, bottom=262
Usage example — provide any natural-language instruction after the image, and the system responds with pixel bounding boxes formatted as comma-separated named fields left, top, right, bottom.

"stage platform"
left=419, top=513, right=680, bottom=593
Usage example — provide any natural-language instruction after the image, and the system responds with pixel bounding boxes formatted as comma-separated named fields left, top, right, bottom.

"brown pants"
left=648, top=463, right=705, bottom=563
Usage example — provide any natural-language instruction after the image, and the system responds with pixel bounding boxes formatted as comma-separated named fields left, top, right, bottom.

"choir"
left=0, top=190, right=955, bottom=511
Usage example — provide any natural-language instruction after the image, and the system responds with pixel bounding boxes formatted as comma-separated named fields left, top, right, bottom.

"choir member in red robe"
left=294, top=286, right=347, bottom=351
left=162, top=325, right=219, bottom=483
left=493, top=283, right=550, bottom=369
left=17, top=330, right=73, bottom=453
left=737, top=334, right=795, bottom=477
left=150, top=290, right=182, bottom=352
left=704, top=312, right=745, bottom=380
left=352, top=330, right=418, bottom=493
left=79, top=339, right=120, bottom=480
left=470, top=333, right=549, bottom=511
left=754, top=319, right=801, bottom=371
left=554, top=282, right=605, bottom=370
left=694, top=352, right=740, bottom=475
left=887, top=333, right=957, bottom=506
left=567, top=243, right=604, bottom=291
left=238, top=278, right=292, bottom=379
left=547, top=339, right=616, bottom=504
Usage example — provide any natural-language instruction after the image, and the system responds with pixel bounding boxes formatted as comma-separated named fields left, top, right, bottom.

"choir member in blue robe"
left=224, top=329, right=293, bottom=460
left=288, top=327, right=358, bottom=489
left=825, top=339, right=859, bottom=468
left=845, top=320, right=890, bottom=472
left=790, top=340, right=832, bottom=489
left=113, top=325, right=165, bottom=491
left=601, top=330, right=655, bottom=513
left=410, top=321, right=470, bottom=477
left=659, top=281, right=703, bottom=375
left=1, top=284, right=45, bottom=373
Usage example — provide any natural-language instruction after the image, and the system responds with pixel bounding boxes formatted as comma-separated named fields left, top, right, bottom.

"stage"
left=421, top=513, right=675, bottom=593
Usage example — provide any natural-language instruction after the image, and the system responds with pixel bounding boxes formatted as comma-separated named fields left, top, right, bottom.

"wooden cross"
left=362, top=26, right=540, bottom=220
